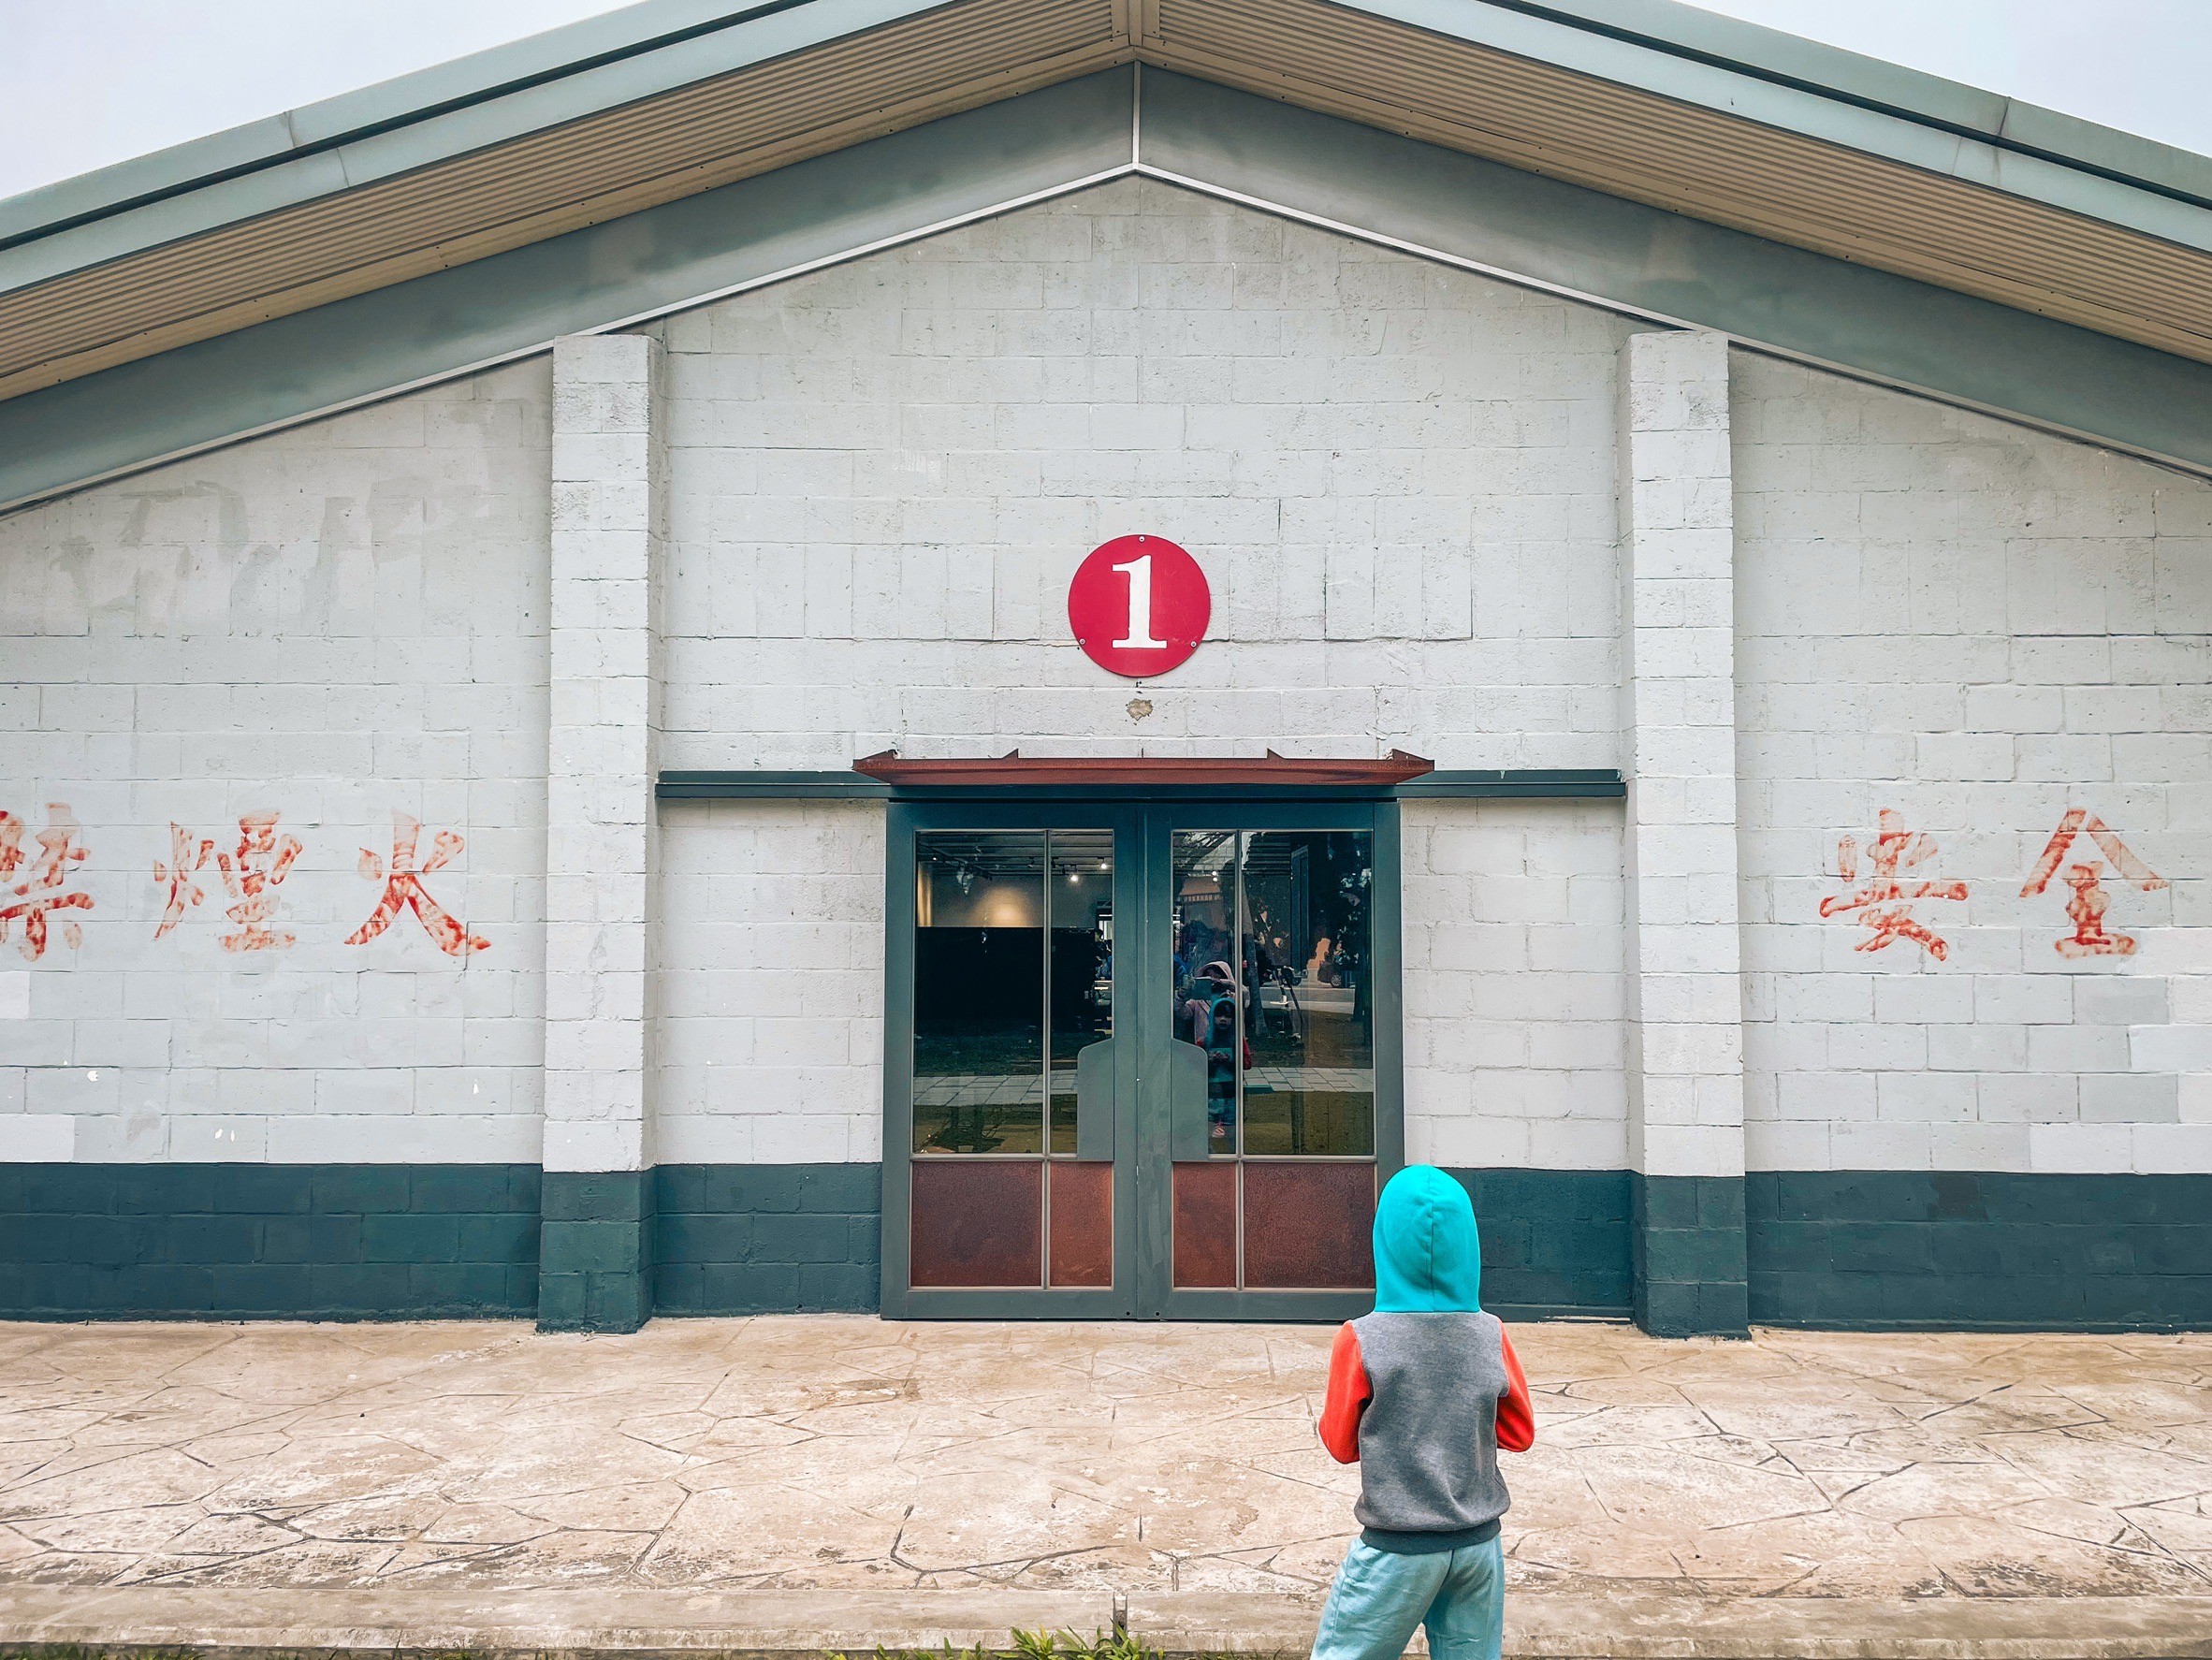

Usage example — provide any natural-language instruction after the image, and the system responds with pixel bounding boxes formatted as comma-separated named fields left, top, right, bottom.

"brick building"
left=2, top=0, right=2207, bottom=1333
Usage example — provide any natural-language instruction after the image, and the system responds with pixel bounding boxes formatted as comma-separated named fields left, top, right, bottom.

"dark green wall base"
left=0, top=1163, right=539, bottom=1319
left=1749, top=1172, right=2212, bottom=1331
left=654, top=1163, right=881, bottom=1314
left=5, top=1162, right=2205, bottom=1331
left=1444, top=1169, right=1632, bottom=1318
left=0, top=1160, right=878, bottom=1326
left=538, top=1171, right=653, bottom=1333
left=1635, top=1173, right=1751, bottom=1337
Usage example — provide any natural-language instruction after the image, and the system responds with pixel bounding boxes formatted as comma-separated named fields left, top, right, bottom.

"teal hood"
left=1371, top=1165, right=1482, bottom=1312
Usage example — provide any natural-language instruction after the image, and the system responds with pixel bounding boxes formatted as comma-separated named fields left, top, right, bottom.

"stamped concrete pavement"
left=1, top=1318, right=2209, bottom=1652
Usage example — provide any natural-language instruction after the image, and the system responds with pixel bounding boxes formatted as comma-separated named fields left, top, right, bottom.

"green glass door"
left=881, top=798, right=1400, bottom=1320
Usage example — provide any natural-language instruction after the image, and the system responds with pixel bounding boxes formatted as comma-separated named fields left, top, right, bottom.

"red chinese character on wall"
left=153, top=814, right=301, bottom=950
left=1819, top=808, right=1968, bottom=962
left=215, top=812, right=303, bottom=952
left=345, top=812, right=490, bottom=958
left=1, top=805, right=94, bottom=960
left=153, top=824, right=214, bottom=939
left=2020, top=808, right=2167, bottom=958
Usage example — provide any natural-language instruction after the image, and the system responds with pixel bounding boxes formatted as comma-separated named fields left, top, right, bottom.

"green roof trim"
left=0, top=0, right=955, bottom=297
left=1337, top=0, right=2212, bottom=254
left=6, top=0, right=2212, bottom=304
left=1497, top=0, right=2212, bottom=209
left=8, top=68, right=2212, bottom=515
left=0, top=0, right=810, bottom=247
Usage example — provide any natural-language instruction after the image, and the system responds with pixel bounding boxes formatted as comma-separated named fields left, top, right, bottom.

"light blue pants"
left=1310, top=1536, right=1505, bottom=1660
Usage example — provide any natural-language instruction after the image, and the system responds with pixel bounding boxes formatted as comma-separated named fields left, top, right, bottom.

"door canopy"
left=852, top=750, right=1436, bottom=790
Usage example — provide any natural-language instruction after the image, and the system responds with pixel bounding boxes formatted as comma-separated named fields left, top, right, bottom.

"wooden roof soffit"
left=851, top=749, right=1436, bottom=787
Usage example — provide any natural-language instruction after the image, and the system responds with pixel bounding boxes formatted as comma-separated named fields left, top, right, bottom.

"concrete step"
left=3, top=1588, right=2210, bottom=1659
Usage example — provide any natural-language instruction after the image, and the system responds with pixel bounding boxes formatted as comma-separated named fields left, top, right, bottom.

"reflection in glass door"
left=908, top=827, right=1116, bottom=1290
left=1169, top=829, right=1379, bottom=1292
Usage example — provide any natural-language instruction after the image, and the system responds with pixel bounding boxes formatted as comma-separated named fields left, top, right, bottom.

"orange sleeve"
left=1317, top=1322, right=1371, bottom=1463
left=1495, top=1328, right=1535, bottom=1452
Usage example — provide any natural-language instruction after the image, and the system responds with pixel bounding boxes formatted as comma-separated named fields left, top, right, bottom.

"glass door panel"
left=1171, top=831, right=1241, bottom=1153
left=1050, top=831, right=1114, bottom=1154
left=1167, top=825, right=1378, bottom=1296
left=1243, top=1161, right=1373, bottom=1289
left=910, top=1161, right=1042, bottom=1288
left=1171, top=1160, right=1236, bottom=1288
left=904, top=825, right=1119, bottom=1297
left=1243, top=831, right=1375, bottom=1158
left=913, top=831, right=1045, bottom=1157
left=1049, top=1161, right=1114, bottom=1288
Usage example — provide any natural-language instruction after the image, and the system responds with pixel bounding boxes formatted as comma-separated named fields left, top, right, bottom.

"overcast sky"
left=1, top=0, right=2208, bottom=204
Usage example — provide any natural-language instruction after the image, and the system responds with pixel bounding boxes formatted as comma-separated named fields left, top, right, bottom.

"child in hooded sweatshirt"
left=1312, top=1165, right=1535, bottom=1660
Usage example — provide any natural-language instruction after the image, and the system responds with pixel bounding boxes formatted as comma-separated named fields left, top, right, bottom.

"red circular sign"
left=1068, top=535, right=1211, bottom=678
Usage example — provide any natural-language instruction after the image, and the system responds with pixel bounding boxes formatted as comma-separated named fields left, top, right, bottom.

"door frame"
left=878, top=793, right=1403, bottom=1321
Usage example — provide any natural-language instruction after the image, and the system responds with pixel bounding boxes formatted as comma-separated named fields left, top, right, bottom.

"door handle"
left=1074, top=1039, right=1115, bottom=1161
left=1168, top=1038, right=1213, bottom=1162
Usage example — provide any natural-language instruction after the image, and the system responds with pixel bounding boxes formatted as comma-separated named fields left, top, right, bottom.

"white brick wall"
left=6, top=172, right=2203, bottom=1187
left=1733, top=352, right=2212, bottom=1174
left=647, top=178, right=1639, bottom=1168
left=1620, top=331, right=1745, bottom=1180
left=1403, top=798, right=1627, bottom=1167
left=0, top=364, right=551, bottom=1163
left=545, top=335, right=665, bottom=1173
left=657, top=177, right=1632, bottom=770
left=655, top=801, right=884, bottom=1163
left=658, top=794, right=1626, bottom=1170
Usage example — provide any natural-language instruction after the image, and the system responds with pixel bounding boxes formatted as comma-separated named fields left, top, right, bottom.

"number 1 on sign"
left=1068, top=533, right=1207, bottom=677
left=1111, top=553, right=1167, bottom=650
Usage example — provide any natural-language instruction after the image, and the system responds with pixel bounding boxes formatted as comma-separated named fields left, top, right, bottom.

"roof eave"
left=7, top=0, right=2212, bottom=289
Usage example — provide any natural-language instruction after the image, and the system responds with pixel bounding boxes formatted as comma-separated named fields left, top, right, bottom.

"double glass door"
left=880, top=800, right=1402, bottom=1319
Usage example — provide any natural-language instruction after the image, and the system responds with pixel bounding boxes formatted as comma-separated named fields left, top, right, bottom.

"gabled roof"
left=10, top=0, right=2212, bottom=403
left=6, top=0, right=2212, bottom=508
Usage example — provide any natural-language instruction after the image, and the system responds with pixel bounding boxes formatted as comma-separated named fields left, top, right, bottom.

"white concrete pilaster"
left=543, top=333, right=665, bottom=1174
left=1620, top=329, right=1746, bottom=1182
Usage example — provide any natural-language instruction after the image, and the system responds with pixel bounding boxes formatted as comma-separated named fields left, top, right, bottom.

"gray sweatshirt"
left=1346, top=1308, right=1512, bottom=1553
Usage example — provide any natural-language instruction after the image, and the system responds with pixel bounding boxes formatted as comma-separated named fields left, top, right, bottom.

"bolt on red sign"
left=1068, top=535, right=1211, bottom=677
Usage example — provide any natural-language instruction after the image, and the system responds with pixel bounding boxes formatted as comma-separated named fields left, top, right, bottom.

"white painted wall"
left=1732, top=352, right=2212, bottom=1174
left=6, top=174, right=2204, bottom=1185
left=0, top=363, right=552, bottom=1163
left=657, top=795, right=1625, bottom=1172
left=1402, top=798, right=1628, bottom=1168
left=656, top=177, right=1631, bottom=772
left=1620, top=330, right=1746, bottom=1181
left=648, top=177, right=1636, bottom=1162
left=655, top=801, right=884, bottom=1163
left=545, top=334, right=666, bottom=1174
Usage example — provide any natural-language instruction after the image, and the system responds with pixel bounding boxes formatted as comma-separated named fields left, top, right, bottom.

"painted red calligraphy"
left=0, top=805, right=94, bottom=960
left=152, top=824, right=214, bottom=939
left=214, top=812, right=302, bottom=952
left=1819, top=808, right=1968, bottom=961
left=2019, top=808, right=2167, bottom=958
left=345, top=812, right=489, bottom=958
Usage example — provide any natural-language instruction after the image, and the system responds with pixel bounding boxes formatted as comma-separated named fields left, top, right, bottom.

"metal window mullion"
left=1233, top=829, right=1246, bottom=1291
left=1230, top=829, right=1245, bottom=1165
left=1039, top=827, right=1052, bottom=1290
